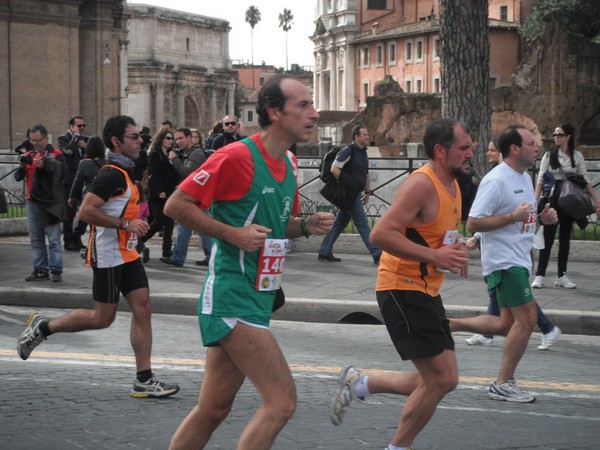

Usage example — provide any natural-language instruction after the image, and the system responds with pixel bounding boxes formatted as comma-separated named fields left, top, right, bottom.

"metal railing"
left=1, top=155, right=599, bottom=237
left=295, top=155, right=600, bottom=238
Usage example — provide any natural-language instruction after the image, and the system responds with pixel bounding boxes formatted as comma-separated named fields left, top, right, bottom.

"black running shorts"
left=92, top=258, right=149, bottom=304
left=376, top=289, right=454, bottom=361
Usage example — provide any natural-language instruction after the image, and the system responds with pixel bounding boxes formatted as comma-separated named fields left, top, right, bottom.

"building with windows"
left=311, top=0, right=534, bottom=111
left=126, top=4, right=237, bottom=134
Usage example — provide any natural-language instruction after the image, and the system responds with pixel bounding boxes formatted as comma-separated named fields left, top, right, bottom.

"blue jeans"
left=201, top=233, right=212, bottom=258
left=171, top=223, right=193, bottom=265
left=26, top=200, right=63, bottom=274
left=171, top=224, right=213, bottom=265
left=483, top=287, right=554, bottom=337
left=319, top=195, right=381, bottom=258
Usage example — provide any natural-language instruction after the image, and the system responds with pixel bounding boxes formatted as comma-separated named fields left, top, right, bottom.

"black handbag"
left=557, top=173, right=595, bottom=219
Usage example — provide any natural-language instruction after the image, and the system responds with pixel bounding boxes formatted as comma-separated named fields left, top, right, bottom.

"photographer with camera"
left=58, top=115, right=89, bottom=251
left=159, top=127, right=207, bottom=267
left=15, top=124, right=65, bottom=282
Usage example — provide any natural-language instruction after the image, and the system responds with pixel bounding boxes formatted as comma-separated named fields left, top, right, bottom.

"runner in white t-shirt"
left=450, top=125, right=558, bottom=404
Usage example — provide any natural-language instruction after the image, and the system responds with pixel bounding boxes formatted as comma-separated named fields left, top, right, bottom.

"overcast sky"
left=128, top=0, right=317, bottom=69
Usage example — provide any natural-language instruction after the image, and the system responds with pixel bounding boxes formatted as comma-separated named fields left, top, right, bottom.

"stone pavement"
left=1, top=234, right=599, bottom=335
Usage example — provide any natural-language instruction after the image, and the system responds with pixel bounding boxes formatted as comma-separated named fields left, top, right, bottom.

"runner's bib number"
left=256, top=239, right=289, bottom=291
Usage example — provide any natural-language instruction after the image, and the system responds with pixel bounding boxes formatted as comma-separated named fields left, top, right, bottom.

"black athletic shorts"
left=92, top=258, right=149, bottom=304
left=376, top=289, right=454, bottom=361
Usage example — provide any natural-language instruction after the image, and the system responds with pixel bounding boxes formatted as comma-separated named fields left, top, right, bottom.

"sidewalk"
left=1, top=234, right=599, bottom=335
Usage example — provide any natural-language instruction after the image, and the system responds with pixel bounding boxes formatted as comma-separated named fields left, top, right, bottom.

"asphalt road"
left=1, top=305, right=599, bottom=449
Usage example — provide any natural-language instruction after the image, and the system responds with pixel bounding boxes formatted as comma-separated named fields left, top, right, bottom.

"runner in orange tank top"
left=330, top=118, right=474, bottom=450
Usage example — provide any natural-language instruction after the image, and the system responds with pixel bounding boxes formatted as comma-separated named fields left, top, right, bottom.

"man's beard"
left=449, top=163, right=469, bottom=179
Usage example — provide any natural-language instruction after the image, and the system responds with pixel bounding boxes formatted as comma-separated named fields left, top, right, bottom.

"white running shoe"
left=531, top=275, right=544, bottom=289
left=465, top=334, right=493, bottom=346
left=330, top=365, right=363, bottom=426
left=538, top=325, right=561, bottom=351
left=131, top=376, right=180, bottom=398
left=554, top=275, right=576, bottom=289
left=489, top=378, right=535, bottom=403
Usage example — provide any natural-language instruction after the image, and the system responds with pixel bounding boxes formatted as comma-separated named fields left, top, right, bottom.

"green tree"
left=520, top=0, right=600, bottom=44
left=439, top=0, right=491, bottom=175
left=245, top=5, right=262, bottom=66
left=279, top=8, right=294, bottom=71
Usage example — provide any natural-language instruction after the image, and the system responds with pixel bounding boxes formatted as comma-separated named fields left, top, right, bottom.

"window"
left=432, top=37, right=440, bottom=61
left=389, top=43, right=397, bottom=65
left=490, top=77, right=497, bottom=89
left=500, top=6, right=508, bottom=21
left=362, top=81, right=370, bottom=107
left=362, top=47, right=370, bottom=67
left=376, top=44, right=384, bottom=67
left=259, top=77, right=265, bottom=86
left=433, top=76, right=440, bottom=93
left=186, top=38, right=190, bottom=52
left=405, top=40, right=413, bottom=63
left=247, top=110, right=254, bottom=123
left=367, top=0, right=386, bottom=10
left=415, top=78, right=423, bottom=93
left=415, top=38, right=424, bottom=63
left=405, top=78, right=412, bottom=93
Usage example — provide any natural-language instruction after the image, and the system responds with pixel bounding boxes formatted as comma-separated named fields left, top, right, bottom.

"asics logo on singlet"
left=193, top=169, right=210, bottom=186
left=262, top=186, right=275, bottom=194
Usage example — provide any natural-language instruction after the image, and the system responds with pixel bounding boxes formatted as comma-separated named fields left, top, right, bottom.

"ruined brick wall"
left=493, top=19, right=600, bottom=147
left=349, top=19, right=600, bottom=158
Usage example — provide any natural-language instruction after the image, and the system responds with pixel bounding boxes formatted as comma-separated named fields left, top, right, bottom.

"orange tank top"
left=376, top=163, right=462, bottom=297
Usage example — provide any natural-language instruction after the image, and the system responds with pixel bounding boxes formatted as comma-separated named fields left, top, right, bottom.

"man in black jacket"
left=210, top=115, right=240, bottom=150
left=58, top=115, right=88, bottom=251
left=318, top=124, right=382, bottom=264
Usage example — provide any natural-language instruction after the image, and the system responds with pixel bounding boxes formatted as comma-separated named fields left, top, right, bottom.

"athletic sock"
left=386, top=445, right=410, bottom=450
left=353, top=375, right=370, bottom=398
left=136, top=369, right=153, bottom=383
left=39, top=321, right=52, bottom=338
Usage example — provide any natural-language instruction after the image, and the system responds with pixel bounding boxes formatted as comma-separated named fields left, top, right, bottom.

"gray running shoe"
left=17, top=313, right=48, bottom=360
left=489, top=378, right=535, bottom=403
left=330, top=365, right=363, bottom=425
left=131, top=376, right=180, bottom=398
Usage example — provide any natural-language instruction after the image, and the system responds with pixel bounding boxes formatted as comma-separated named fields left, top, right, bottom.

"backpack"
left=319, top=146, right=343, bottom=183
left=203, top=148, right=215, bottom=160
left=204, top=133, right=219, bottom=150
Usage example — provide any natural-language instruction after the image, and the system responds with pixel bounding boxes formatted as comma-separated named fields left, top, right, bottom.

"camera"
left=19, top=154, right=33, bottom=165
left=173, top=146, right=184, bottom=158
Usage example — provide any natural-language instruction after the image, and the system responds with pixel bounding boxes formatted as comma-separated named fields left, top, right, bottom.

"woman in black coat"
left=141, top=128, right=179, bottom=259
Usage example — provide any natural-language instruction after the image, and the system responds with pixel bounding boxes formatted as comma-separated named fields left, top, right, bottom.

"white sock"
left=352, top=375, right=370, bottom=398
left=386, top=445, right=409, bottom=450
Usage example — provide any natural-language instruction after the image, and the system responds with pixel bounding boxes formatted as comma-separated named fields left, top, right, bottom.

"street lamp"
left=110, top=85, right=129, bottom=101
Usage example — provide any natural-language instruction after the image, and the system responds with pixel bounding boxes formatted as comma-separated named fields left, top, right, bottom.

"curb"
left=2, top=287, right=599, bottom=336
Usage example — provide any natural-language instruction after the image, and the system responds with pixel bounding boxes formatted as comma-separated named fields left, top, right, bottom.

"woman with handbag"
left=532, top=123, right=600, bottom=289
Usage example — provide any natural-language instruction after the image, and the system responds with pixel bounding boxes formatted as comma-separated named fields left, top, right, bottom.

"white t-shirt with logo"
left=469, top=162, right=537, bottom=276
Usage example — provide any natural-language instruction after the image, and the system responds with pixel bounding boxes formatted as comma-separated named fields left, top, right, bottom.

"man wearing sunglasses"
left=209, top=115, right=240, bottom=151
left=58, top=115, right=89, bottom=252
left=17, top=115, right=180, bottom=399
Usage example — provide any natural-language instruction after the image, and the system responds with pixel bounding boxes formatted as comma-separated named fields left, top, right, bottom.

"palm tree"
left=278, top=8, right=294, bottom=71
left=245, top=5, right=261, bottom=90
left=245, top=5, right=261, bottom=66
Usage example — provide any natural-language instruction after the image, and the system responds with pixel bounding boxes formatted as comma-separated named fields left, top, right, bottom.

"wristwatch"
left=120, top=219, right=130, bottom=230
left=458, top=237, right=469, bottom=246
